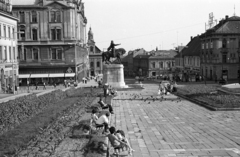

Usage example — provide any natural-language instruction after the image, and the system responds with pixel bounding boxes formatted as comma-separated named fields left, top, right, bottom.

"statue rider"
left=107, top=40, right=120, bottom=57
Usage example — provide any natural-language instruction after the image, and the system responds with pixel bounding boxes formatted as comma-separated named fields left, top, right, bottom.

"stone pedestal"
left=102, top=64, right=128, bottom=88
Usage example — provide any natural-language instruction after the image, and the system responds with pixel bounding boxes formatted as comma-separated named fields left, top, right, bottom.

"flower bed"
left=176, top=84, right=240, bottom=109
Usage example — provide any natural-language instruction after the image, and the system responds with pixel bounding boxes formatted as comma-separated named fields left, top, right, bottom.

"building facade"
left=0, top=0, right=19, bottom=93
left=148, top=50, right=177, bottom=77
left=88, top=27, right=102, bottom=76
left=200, top=15, right=240, bottom=81
left=122, top=48, right=146, bottom=77
left=181, top=36, right=201, bottom=81
left=133, top=54, right=150, bottom=77
left=12, top=0, right=88, bottom=85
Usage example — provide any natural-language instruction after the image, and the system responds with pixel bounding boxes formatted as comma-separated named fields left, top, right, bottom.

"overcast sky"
left=84, top=0, right=239, bottom=52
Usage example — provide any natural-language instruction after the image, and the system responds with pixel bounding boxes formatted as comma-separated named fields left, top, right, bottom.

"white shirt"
left=96, top=115, right=109, bottom=124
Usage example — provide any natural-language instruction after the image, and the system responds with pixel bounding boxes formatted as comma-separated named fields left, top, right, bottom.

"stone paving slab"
left=109, top=84, right=240, bottom=157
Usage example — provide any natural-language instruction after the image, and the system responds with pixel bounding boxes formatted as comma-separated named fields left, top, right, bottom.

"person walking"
left=43, top=82, right=46, bottom=90
left=35, top=82, right=38, bottom=90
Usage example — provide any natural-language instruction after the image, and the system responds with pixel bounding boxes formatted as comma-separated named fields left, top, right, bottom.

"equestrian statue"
left=102, top=40, right=126, bottom=64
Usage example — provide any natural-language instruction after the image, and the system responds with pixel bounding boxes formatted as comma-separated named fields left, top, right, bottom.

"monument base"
left=102, top=64, right=128, bottom=88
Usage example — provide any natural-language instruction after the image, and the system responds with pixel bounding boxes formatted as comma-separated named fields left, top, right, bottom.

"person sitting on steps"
left=107, top=126, right=133, bottom=156
left=98, top=97, right=114, bottom=114
left=95, top=112, right=110, bottom=134
left=115, top=129, right=135, bottom=155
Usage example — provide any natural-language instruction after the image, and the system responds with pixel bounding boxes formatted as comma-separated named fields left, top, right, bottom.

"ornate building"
left=87, top=27, right=102, bottom=76
left=12, top=0, right=88, bottom=85
left=200, top=15, right=240, bottom=80
left=0, top=0, right=19, bottom=93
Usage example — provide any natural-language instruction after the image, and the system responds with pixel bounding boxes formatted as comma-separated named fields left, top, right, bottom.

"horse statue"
left=102, top=48, right=126, bottom=64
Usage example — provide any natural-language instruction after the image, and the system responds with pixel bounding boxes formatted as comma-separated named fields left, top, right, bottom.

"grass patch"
left=176, top=84, right=240, bottom=109
left=221, top=87, right=240, bottom=93
left=0, top=97, right=80, bottom=156
left=0, top=87, right=102, bottom=156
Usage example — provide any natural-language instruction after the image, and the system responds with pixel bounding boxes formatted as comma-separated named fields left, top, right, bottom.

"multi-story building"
left=12, top=0, right=88, bottom=85
left=200, top=15, right=240, bottom=81
left=88, top=27, right=102, bottom=76
left=0, top=0, right=19, bottom=93
left=133, top=54, right=150, bottom=77
left=149, top=50, right=177, bottom=77
left=121, top=48, right=146, bottom=77
left=181, top=36, right=201, bottom=81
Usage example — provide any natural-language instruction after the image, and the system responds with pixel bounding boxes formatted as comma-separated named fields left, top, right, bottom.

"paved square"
left=110, top=84, right=240, bottom=157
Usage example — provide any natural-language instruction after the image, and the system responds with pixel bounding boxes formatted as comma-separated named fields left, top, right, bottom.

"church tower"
left=87, top=27, right=95, bottom=53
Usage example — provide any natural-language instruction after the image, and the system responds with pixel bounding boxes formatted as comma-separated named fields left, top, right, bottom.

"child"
left=107, top=127, right=133, bottom=156
left=116, top=130, right=134, bottom=155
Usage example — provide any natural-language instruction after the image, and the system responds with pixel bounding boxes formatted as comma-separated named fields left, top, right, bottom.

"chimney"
left=225, top=15, right=229, bottom=20
left=191, top=36, right=193, bottom=40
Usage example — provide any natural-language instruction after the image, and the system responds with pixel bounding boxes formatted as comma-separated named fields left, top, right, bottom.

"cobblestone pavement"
left=110, top=84, right=240, bottom=157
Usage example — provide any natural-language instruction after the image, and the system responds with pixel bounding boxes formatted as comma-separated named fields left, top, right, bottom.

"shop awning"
left=19, top=74, right=30, bottom=78
left=65, top=73, right=75, bottom=77
left=49, top=73, right=65, bottom=78
left=30, top=74, right=49, bottom=78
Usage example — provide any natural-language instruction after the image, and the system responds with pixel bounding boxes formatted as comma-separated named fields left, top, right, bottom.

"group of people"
left=158, top=81, right=177, bottom=96
left=103, top=83, right=118, bottom=98
left=90, top=97, right=134, bottom=155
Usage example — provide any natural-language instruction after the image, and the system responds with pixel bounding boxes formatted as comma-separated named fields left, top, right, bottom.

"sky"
left=84, top=0, right=240, bottom=52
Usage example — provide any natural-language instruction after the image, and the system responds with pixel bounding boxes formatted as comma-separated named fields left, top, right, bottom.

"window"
left=0, top=46, right=2, bottom=60
left=172, top=61, right=175, bottom=67
left=19, top=25, right=25, bottom=40
left=12, top=28, right=15, bottom=39
left=33, top=48, right=38, bottom=60
left=19, top=11, right=25, bottom=23
left=13, top=47, right=15, bottom=60
left=97, top=61, right=100, bottom=67
left=159, top=62, right=163, bottom=68
left=222, top=54, right=227, bottom=63
left=50, top=10, right=61, bottom=22
left=90, top=46, right=94, bottom=52
left=51, top=28, right=61, bottom=40
left=222, top=38, right=227, bottom=48
left=51, top=48, right=62, bottom=60
left=90, top=61, right=94, bottom=68
left=0, top=24, right=1, bottom=38
left=9, top=47, right=11, bottom=60
left=210, top=40, right=213, bottom=48
left=151, top=62, right=155, bottom=68
left=8, top=26, right=10, bottom=38
left=206, top=42, right=208, bottom=49
left=32, top=11, right=37, bottom=22
left=3, top=25, right=6, bottom=38
left=4, top=46, right=7, bottom=60
left=32, top=28, right=38, bottom=40
left=202, top=43, right=204, bottom=49
left=56, top=29, right=61, bottom=40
